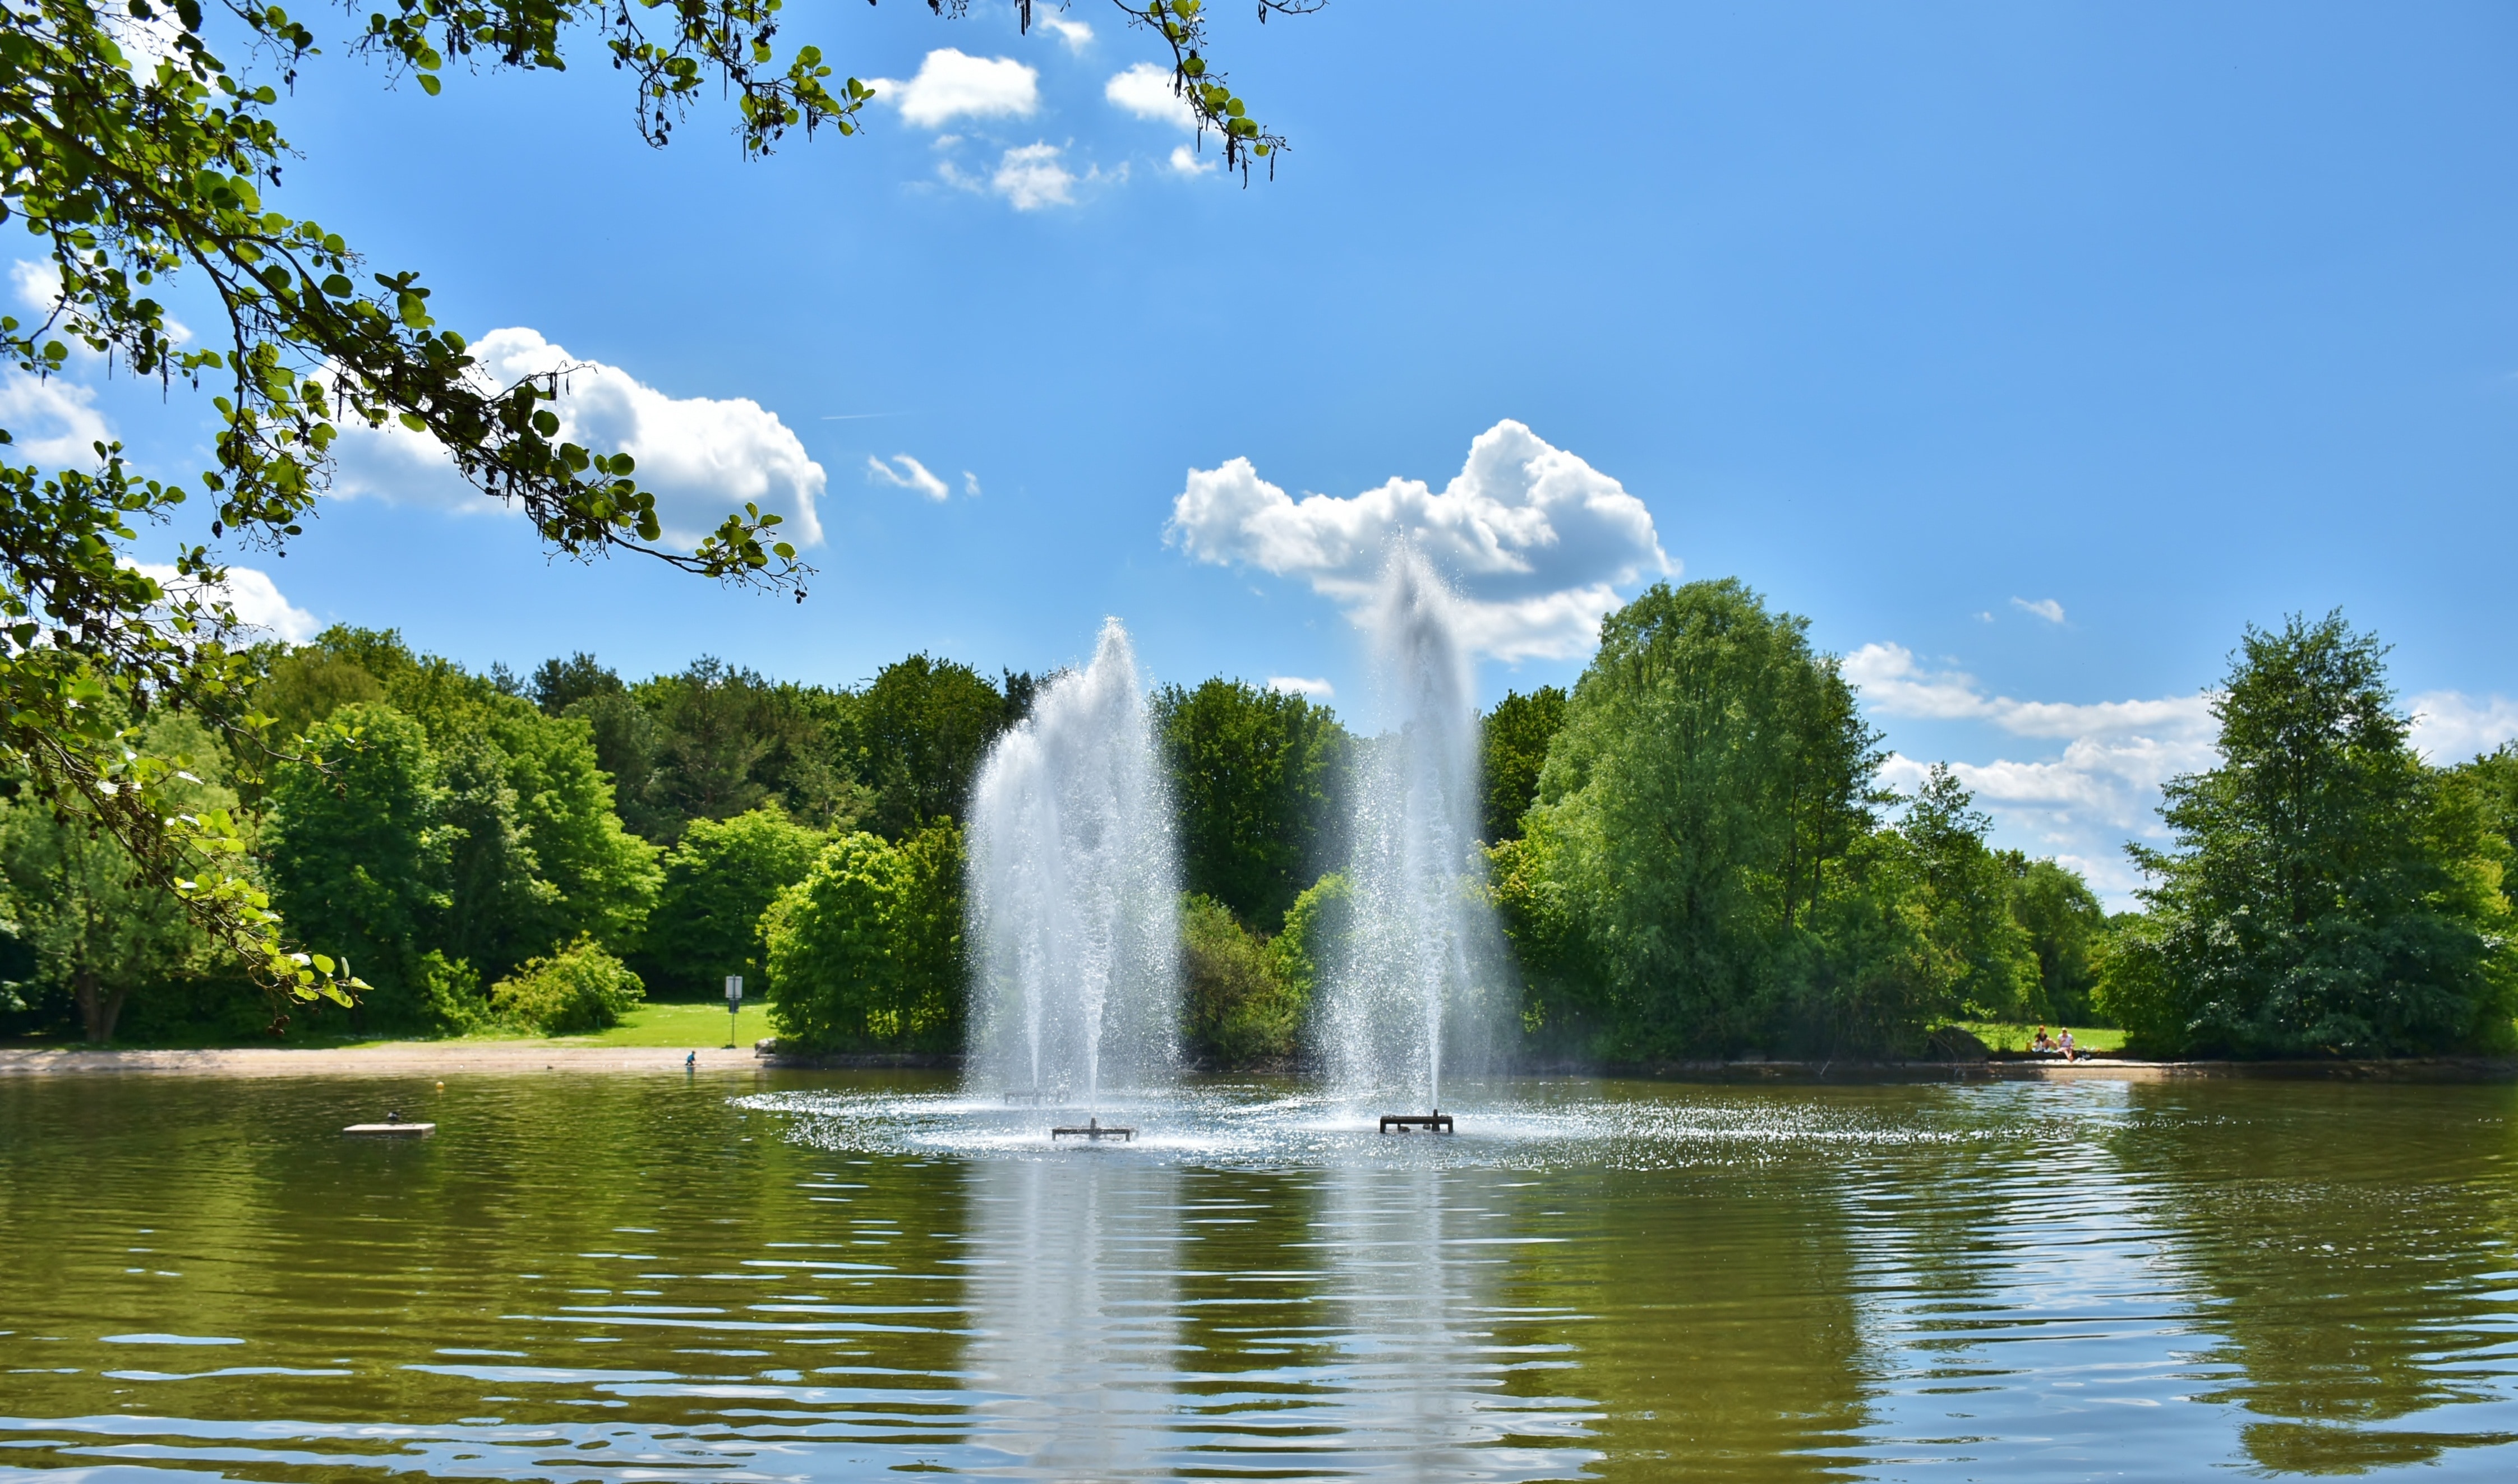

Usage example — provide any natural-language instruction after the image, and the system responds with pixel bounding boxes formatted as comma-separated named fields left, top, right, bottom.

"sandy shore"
left=0, top=1042, right=771, bottom=1078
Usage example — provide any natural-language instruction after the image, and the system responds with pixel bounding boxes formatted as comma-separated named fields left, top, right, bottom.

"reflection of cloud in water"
left=960, top=1156, right=1182, bottom=1478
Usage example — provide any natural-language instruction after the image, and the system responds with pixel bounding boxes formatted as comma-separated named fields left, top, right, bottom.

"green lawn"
left=555, top=1000, right=776, bottom=1049
left=1956, top=1020, right=2128, bottom=1054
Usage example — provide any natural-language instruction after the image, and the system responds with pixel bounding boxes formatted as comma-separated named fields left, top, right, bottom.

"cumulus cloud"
left=331, top=326, right=826, bottom=549
left=1167, top=144, right=1216, bottom=175
left=991, top=142, right=1078, bottom=209
left=0, top=370, right=112, bottom=466
left=2408, top=691, right=2518, bottom=763
left=1106, top=61, right=1195, bottom=129
left=1168, top=419, right=1673, bottom=662
left=1269, top=676, right=1334, bottom=699
left=2012, top=596, right=2065, bottom=623
left=1039, top=13, right=1093, bottom=50
left=866, top=453, right=949, bottom=502
left=134, top=563, right=319, bottom=643
left=871, top=49, right=1040, bottom=128
left=1847, top=642, right=2218, bottom=900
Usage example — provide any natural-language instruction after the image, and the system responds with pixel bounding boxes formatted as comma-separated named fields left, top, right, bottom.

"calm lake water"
left=2, top=1070, right=2515, bottom=1481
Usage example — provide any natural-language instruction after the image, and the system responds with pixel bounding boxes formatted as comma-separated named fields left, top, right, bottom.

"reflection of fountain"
left=967, top=619, right=1180, bottom=1108
left=960, top=1158, right=1182, bottom=1478
left=1317, top=547, right=1506, bottom=1112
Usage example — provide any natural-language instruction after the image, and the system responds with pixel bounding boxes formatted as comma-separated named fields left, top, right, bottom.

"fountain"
left=966, top=618, right=1181, bottom=1115
left=1315, top=545, right=1507, bottom=1122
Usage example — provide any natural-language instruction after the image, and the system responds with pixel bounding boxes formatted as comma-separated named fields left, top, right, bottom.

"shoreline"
left=6, top=1042, right=2515, bottom=1083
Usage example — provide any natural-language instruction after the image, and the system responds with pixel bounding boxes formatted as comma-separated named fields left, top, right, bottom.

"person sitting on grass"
left=2058, top=1028, right=2077, bottom=1062
left=2031, top=1025, right=2055, bottom=1055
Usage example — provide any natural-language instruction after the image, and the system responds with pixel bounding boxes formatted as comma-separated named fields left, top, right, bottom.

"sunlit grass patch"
left=1957, top=1021, right=2127, bottom=1054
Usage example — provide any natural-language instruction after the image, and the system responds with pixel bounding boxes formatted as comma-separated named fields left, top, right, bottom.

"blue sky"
left=15, top=1, right=2518, bottom=899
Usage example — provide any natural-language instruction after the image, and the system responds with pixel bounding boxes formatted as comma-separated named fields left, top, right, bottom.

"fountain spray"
left=966, top=619, right=1180, bottom=1109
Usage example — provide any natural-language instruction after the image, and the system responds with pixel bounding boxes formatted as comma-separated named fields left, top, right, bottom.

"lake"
left=2, top=1070, right=2514, bottom=1481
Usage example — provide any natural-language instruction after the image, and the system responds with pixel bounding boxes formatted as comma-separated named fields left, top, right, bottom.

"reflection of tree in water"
left=1520, top=1145, right=1869, bottom=1481
left=2114, top=1082, right=2518, bottom=1474
left=958, top=1156, right=1184, bottom=1479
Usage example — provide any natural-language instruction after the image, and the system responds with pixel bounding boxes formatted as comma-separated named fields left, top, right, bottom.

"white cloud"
left=10, top=258, right=58, bottom=314
left=1268, top=676, right=1334, bottom=699
left=871, top=49, right=1040, bottom=128
left=134, top=563, right=319, bottom=643
left=1106, top=61, right=1195, bottom=130
left=0, top=369, right=112, bottom=466
left=1848, top=642, right=2219, bottom=902
left=2408, top=691, right=2518, bottom=763
left=866, top=453, right=949, bottom=502
left=330, top=326, right=826, bottom=549
left=1168, top=419, right=1674, bottom=662
left=1040, top=13, right=1093, bottom=50
left=991, top=142, right=1078, bottom=209
left=962, top=470, right=982, bottom=497
left=1168, top=144, right=1216, bottom=175
left=2012, top=596, right=2065, bottom=624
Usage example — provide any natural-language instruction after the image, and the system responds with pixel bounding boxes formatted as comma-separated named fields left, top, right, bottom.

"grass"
left=554, top=1000, right=776, bottom=1049
left=1956, top=1020, right=2128, bottom=1055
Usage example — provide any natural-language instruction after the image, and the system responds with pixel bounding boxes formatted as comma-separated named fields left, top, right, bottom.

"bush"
left=764, top=822, right=966, bottom=1053
left=1181, top=894, right=1303, bottom=1068
left=490, top=937, right=645, bottom=1034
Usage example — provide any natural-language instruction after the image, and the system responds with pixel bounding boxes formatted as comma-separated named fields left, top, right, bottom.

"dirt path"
left=0, top=1042, right=769, bottom=1078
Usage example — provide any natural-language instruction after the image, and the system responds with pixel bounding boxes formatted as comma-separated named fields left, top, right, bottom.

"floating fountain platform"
left=1050, top=1117, right=1134, bottom=1142
left=1380, top=1112, right=1454, bottom=1134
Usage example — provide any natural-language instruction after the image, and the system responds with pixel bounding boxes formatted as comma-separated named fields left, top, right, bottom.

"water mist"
left=1316, top=545, right=1506, bottom=1111
left=967, top=618, right=1180, bottom=1106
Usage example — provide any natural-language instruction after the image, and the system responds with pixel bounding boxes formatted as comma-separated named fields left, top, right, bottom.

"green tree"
left=638, top=804, right=824, bottom=1001
left=1, top=0, right=1301, bottom=1016
left=2003, top=852, right=2110, bottom=1024
left=1481, top=687, right=1566, bottom=843
left=261, top=704, right=450, bottom=1029
left=1523, top=580, right=1883, bottom=1056
left=1156, top=678, right=1349, bottom=932
left=763, top=821, right=964, bottom=1054
left=0, top=715, right=233, bottom=1042
left=850, top=655, right=1013, bottom=840
left=1897, top=765, right=2040, bottom=1023
left=1180, top=891, right=1303, bottom=1067
left=2100, top=613, right=2515, bottom=1056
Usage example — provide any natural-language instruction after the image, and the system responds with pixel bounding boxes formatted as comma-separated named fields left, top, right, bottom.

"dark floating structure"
left=344, top=1110, right=434, bottom=1138
left=1380, top=1111, right=1455, bottom=1134
left=1050, top=1116, right=1134, bottom=1142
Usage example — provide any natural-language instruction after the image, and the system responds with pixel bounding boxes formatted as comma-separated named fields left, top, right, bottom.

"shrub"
left=764, top=822, right=966, bottom=1053
left=490, top=937, right=645, bottom=1034
left=1181, top=894, right=1302, bottom=1068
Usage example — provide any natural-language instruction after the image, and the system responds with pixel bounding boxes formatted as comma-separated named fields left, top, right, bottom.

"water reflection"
left=2116, top=1083, right=2518, bottom=1473
left=960, top=1155, right=1184, bottom=1477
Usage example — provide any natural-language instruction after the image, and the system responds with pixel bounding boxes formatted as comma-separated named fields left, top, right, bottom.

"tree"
left=2100, top=613, right=2515, bottom=1056
left=1, top=0, right=1304, bottom=1016
left=1524, top=580, right=1881, bottom=1055
left=260, top=704, right=449, bottom=1028
left=763, top=827, right=963, bottom=1054
left=1180, top=891, right=1302, bottom=1067
left=850, top=655, right=1014, bottom=839
left=1896, top=765, right=2039, bottom=1023
left=1155, top=678, right=1349, bottom=932
left=1481, top=687, right=1566, bottom=844
left=638, top=804, right=824, bottom=1001
left=2003, top=852, right=2109, bottom=1024
left=0, top=714, right=232, bottom=1042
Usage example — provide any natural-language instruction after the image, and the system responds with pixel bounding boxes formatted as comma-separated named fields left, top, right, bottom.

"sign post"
left=725, top=974, right=743, bottom=1048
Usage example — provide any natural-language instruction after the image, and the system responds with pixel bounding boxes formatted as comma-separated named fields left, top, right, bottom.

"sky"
left=13, top=1, right=2518, bottom=902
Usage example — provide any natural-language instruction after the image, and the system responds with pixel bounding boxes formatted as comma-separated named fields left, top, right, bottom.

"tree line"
left=4, top=584, right=2508, bottom=1061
